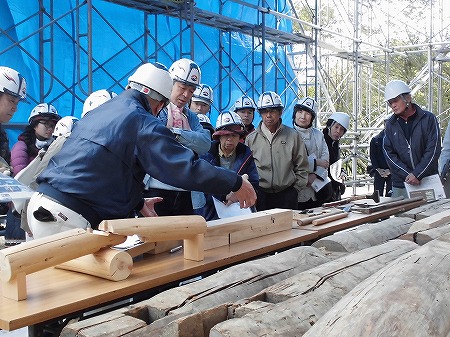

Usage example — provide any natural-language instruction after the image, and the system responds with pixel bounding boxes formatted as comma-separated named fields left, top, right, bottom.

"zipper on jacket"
left=407, top=138, right=415, bottom=169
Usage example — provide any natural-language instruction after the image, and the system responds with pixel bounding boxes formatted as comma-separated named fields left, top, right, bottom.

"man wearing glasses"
left=143, top=58, right=213, bottom=217
left=27, top=63, right=256, bottom=239
left=383, top=79, right=441, bottom=199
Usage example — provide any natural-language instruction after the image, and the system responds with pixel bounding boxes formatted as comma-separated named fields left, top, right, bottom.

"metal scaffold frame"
left=1, top=0, right=310, bottom=121
left=1, top=0, right=449, bottom=192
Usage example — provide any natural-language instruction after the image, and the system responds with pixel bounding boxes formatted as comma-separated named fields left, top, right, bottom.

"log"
left=55, top=247, right=133, bottom=281
left=0, top=228, right=126, bottom=282
left=414, top=224, right=450, bottom=245
left=405, top=208, right=450, bottom=237
left=397, top=198, right=450, bottom=220
left=60, top=307, right=149, bottom=337
left=210, top=240, right=418, bottom=337
left=62, top=246, right=331, bottom=337
left=60, top=314, right=147, bottom=337
left=98, top=216, right=207, bottom=242
left=302, top=233, right=450, bottom=337
left=312, top=217, right=414, bottom=252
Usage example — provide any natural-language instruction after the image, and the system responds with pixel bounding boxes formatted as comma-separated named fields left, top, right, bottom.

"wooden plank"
left=229, top=210, right=293, bottom=244
left=60, top=315, right=147, bottom=337
left=206, top=209, right=293, bottom=248
left=350, top=196, right=424, bottom=214
left=415, top=200, right=450, bottom=220
left=300, top=198, right=426, bottom=237
left=204, top=232, right=229, bottom=251
left=206, top=209, right=292, bottom=235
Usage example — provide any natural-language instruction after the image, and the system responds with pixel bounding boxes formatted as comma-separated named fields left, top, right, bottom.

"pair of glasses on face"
left=387, top=95, right=402, bottom=106
left=38, top=120, right=56, bottom=128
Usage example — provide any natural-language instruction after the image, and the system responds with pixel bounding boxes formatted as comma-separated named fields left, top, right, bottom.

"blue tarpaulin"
left=0, top=0, right=299, bottom=148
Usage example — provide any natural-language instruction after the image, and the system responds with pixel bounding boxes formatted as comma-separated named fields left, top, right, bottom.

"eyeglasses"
left=387, top=95, right=401, bottom=106
left=38, top=120, right=56, bottom=128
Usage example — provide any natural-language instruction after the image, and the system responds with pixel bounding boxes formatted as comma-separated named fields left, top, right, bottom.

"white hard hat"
left=233, top=95, right=256, bottom=111
left=197, top=114, right=215, bottom=139
left=28, top=103, right=61, bottom=124
left=328, top=112, right=350, bottom=132
left=128, top=62, right=173, bottom=102
left=294, top=97, right=317, bottom=117
left=0, top=66, right=27, bottom=101
left=384, top=80, right=411, bottom=101
left=197, top=114, right=211, bottom=124
left=257, top=91, right=284, bottom=111
left=52, top=116, right=79, bottom=137
left=82, top=89, right=117, bottom=117
left=169, top=58, right=201, bottom=87
left=215, top=111, right=244, bottom=129
left=213, top=111, right=246, bottom=140
left=191, top=84, right=213, bottom=105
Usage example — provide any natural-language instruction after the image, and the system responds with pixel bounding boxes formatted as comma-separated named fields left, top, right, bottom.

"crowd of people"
left=0, top=62, right=448, bottom=242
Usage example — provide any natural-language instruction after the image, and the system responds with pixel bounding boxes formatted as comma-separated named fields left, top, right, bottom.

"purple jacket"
left=11, top=140, right=36, bottom=176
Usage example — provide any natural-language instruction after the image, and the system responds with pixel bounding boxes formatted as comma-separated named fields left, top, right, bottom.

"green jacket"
left=245, top=120, right=308, bottom=193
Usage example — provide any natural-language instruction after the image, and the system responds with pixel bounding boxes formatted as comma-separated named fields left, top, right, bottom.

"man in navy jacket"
left=383, top=79, right=441, bottom=199
left=27, top=63, right=256, bottom=239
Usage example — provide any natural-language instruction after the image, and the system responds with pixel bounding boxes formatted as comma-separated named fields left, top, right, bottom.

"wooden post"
left=2, top=272, right=26, bottom=301
left=183, top=234, right=204, bottom=261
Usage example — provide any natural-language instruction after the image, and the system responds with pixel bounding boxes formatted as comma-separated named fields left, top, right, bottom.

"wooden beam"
left=0, top=229, right=126, bottom=300
left=99, top=216, right=207, bottom=242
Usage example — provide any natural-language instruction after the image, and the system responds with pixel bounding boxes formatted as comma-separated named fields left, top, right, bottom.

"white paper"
left=311, top=176, right=331, bottom=192
left=404, top=174, right=446, bottom=201
left=113, top=235, right=143, bottom=250
left=213, top=197, right=252, bottom=219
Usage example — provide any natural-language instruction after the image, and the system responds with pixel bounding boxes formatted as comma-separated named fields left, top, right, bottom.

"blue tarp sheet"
left=0, top=0, right=298, bottom=148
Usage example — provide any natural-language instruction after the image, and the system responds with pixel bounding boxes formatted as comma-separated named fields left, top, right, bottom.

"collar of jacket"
left=128, top=89, right=152, bottom=113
